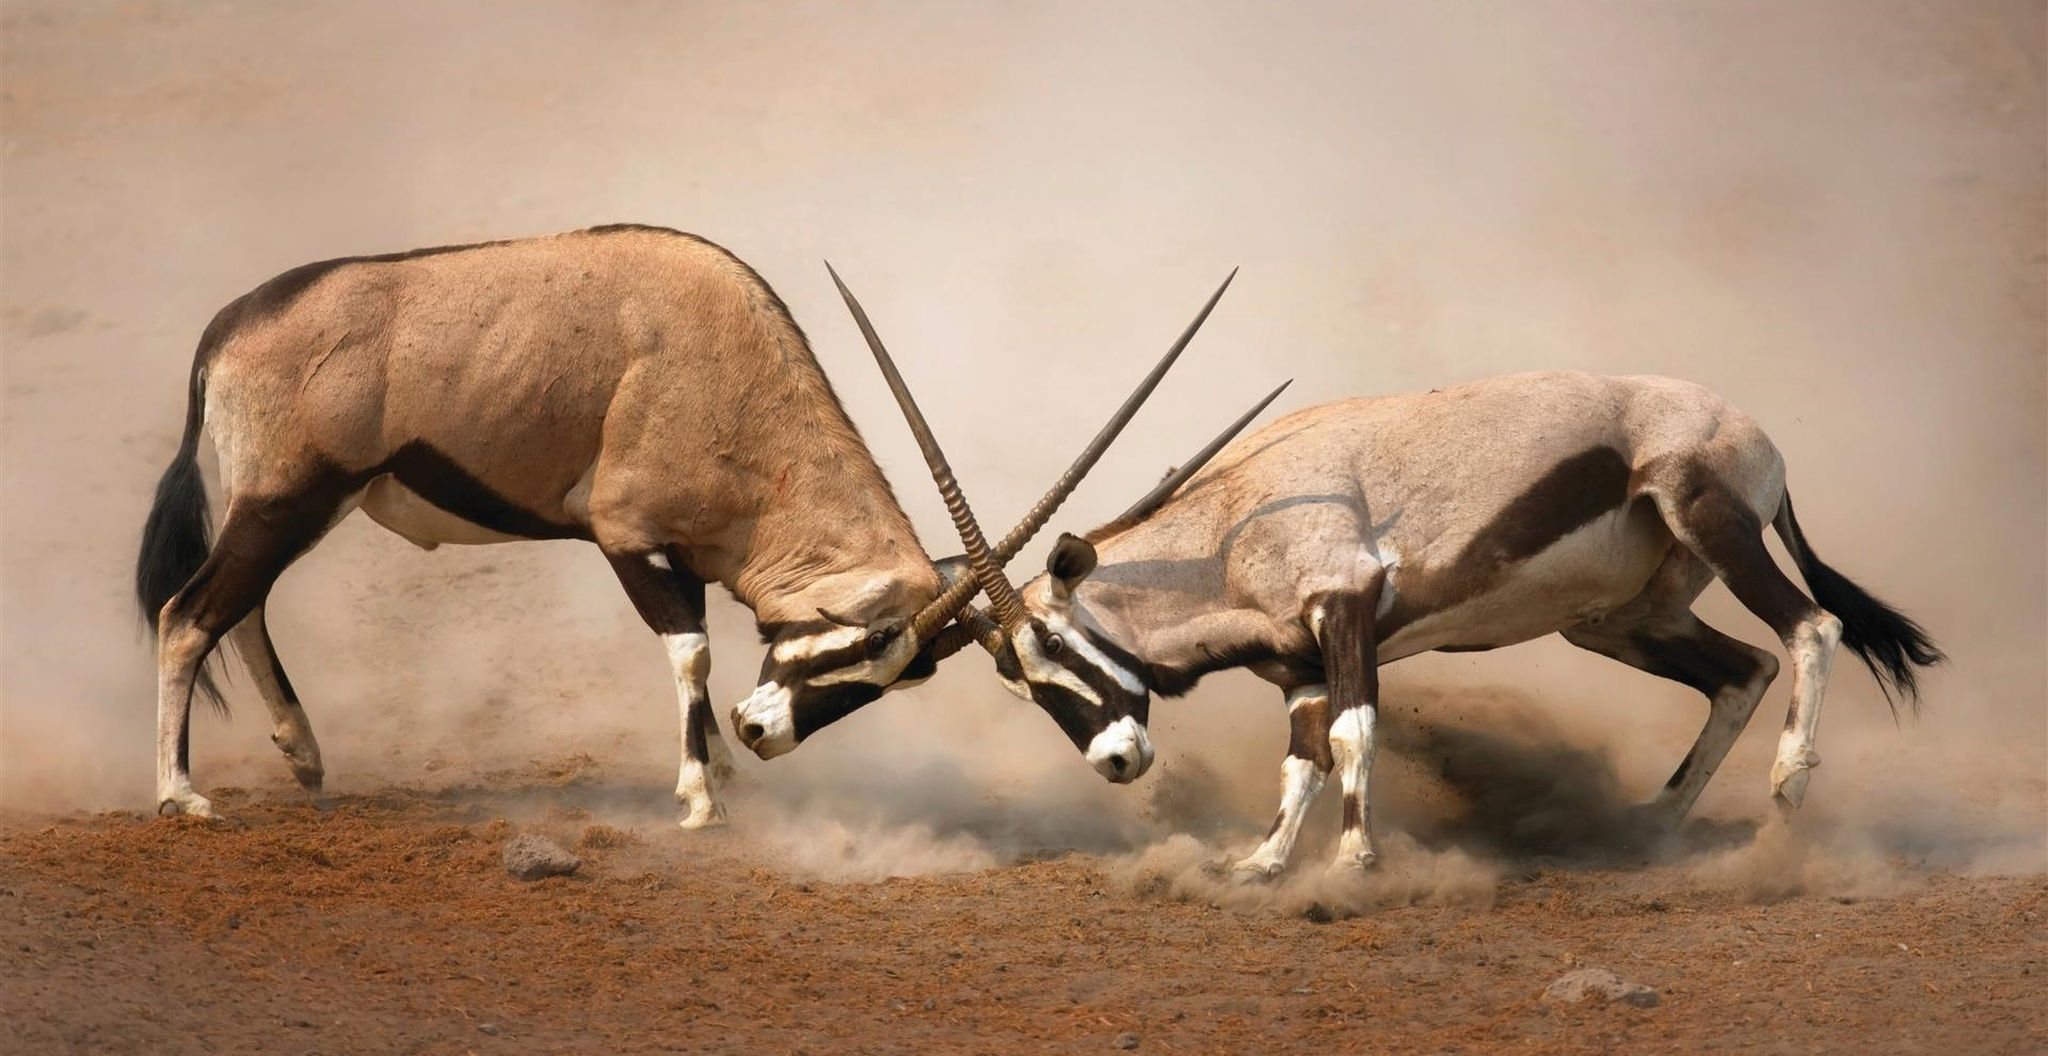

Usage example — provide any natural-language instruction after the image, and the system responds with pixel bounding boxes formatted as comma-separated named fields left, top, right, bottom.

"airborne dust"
left=2, top=0, right=2041, bottom=908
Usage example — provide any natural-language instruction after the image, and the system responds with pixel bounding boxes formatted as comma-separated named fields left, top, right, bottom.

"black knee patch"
left=1285, top=701, right=1334, bottom=771
left=1626, top=631, right=1763, bottom=697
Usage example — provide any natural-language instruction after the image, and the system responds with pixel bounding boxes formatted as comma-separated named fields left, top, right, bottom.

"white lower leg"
left=1772, top=614, right=1841, bottom=809
left=1233, top=686, right=1330, bottom=878
left=1329, top=704, right=1378, bottom=868
left=674, top=755, right=725, bottom=829
left=664, top=632, right=726, bottom=828
left=704, top=709, right=737, bottom=782
left=155, top=624, right=214, bottom=818
left=1233, top=756, right=1326, bottom=878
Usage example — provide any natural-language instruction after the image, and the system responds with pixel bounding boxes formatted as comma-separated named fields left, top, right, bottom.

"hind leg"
left=156, top=485, right=353, bottom=817
left=224, top=606, right=324, bottom=791
left=1644, top=468, right=1841, bottom=811
left=1564, top=549, right=1779, bottom=823
left=601, top=546, right=730, bottom=829
left=156, top=619, right=220, bottom=817
left=1769, top=614, right=1840, bottom=810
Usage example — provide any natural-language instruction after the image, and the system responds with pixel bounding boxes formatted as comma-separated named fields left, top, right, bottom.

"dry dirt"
left=3, top=752, right=2043, bottom=1056
left=5, top=2, right=2044, bottom=1054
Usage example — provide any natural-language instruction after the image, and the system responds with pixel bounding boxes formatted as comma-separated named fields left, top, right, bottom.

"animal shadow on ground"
left=1384, top=712, right=1759, bottom=869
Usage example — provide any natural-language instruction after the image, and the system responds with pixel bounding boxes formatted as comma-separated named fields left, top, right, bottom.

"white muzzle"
left=732, top=682, right=797, bottom=759
left=1085, top=716, right=1154, bottom=783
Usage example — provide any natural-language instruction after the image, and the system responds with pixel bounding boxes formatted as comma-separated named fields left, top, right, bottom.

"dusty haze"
left=2, top=0, right=2042, bottom=884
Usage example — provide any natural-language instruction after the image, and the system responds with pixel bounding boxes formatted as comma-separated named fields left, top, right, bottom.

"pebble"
left=503, top=835, right=580, bottom=880
left=1115, top=1032, right=1140, bottom=1049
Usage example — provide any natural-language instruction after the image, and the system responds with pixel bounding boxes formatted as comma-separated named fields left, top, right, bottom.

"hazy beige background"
left=2, top=1, right=2040, bottom=867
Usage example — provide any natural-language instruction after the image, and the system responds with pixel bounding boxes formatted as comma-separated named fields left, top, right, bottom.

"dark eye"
left=1043, top=633, right=1064, bottom=656
left=865, top=629, right=893, bottom=658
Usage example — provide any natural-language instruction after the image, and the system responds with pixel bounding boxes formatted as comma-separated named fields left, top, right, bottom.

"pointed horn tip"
left=1240, top=379, right=1292, bottom=416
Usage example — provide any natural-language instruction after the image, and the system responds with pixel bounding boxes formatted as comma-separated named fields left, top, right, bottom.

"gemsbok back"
left=865, top=368, right=1945, bottom=877
left=135, top=224, right=1226, bottom=825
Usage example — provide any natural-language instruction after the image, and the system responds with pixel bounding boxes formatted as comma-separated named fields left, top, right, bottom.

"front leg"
left=1231, top=684, right=1333, bottom=880
left=1318, top=582, right=1383, bottom=871
left=666, top=628, right=729, bottom=829
left=602, top=548, right=728, bottom=828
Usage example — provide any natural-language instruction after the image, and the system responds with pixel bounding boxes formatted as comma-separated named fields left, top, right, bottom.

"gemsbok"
left=135, top=224, right=1225, bottom=825
left=857, top=365, right=1945, bottom=877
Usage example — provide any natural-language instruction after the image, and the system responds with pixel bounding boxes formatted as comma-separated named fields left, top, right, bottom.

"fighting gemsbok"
left=857, top=365, right=1944, bottom=877
left=726, top=268, right=1276, bottom=761
left=135, top=224, right=1228, bottom=825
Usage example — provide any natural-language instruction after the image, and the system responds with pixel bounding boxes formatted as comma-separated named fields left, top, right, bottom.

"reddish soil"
left=3, top=779, right=2041, bottom=1055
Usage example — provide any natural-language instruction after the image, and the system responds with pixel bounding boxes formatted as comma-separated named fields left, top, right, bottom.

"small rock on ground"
left=1114, top=1032, right=1140, bottom=1049
left=503, top=835, right=580, bottom=881
left=1542, top=967, right=1659, bottom=1008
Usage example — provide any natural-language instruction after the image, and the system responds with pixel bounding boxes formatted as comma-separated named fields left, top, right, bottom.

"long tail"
left=1772, top=490, right=1944, bottom=714
left=135, top=357, right=227, bottom=714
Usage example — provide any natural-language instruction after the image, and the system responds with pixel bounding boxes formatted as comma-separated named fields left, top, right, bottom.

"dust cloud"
left=3, top=1, right=2041, bottom=899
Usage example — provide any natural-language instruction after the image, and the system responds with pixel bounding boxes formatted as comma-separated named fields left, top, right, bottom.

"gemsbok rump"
left=135, top=224, right=1223, bottom=825
left=866, top=368, right=1945, bottom=876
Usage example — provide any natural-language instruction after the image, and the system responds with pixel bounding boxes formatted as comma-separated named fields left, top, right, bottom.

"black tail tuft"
left=1774, top=492, right=1945, bottom=716
left=135, top=362, right=227, bottom=714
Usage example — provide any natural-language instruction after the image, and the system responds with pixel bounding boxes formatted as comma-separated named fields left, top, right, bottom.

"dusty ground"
left=3, top=764, right=2041, bottom=1056
left=4, top=2, right=2043, bottom=1054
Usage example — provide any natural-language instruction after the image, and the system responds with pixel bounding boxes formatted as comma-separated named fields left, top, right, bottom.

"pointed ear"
left=816, top=606, right=865, bottom=627
left=1046, top=533, right=1097, bottom=601
left=931, top=554, right=972, bottom=592
left=812, top=573, right=902, bottom=629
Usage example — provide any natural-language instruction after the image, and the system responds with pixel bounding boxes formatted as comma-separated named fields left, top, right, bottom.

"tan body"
left=206, top=227, right=930, bottom=609
left=1071, top=373, right=1783, bottom=671
left=138, top=226, right=946, bottom=825
left=986, top=371, right=1939, bottom=875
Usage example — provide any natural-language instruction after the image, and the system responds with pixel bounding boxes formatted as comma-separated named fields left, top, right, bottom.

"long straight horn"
left=989, top=269, right=1237, bottom=561
left=909, top=271, right=1245, bottom=645
left=1110, top=379, right=1291, bottom=525
left=826, top=262, right=1028, bottom=634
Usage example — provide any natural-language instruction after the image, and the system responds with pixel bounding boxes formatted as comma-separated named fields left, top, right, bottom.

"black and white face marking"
left=994, top=612, right=1155, bottom=783
left=730, top=617, right=936, bottom=758
left=991, top=535, right=1156, bottom=782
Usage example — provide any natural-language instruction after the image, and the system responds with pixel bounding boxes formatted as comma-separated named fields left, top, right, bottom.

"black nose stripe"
left=788, top=681, right=886, bottom=740
left=1037, top=685, right=1102, bottom=753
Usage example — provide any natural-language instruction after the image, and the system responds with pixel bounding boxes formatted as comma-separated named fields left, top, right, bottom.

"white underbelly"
left=1380, top=505, right=1671, bottom=659
left=359, top=475, right=523, bottom=548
